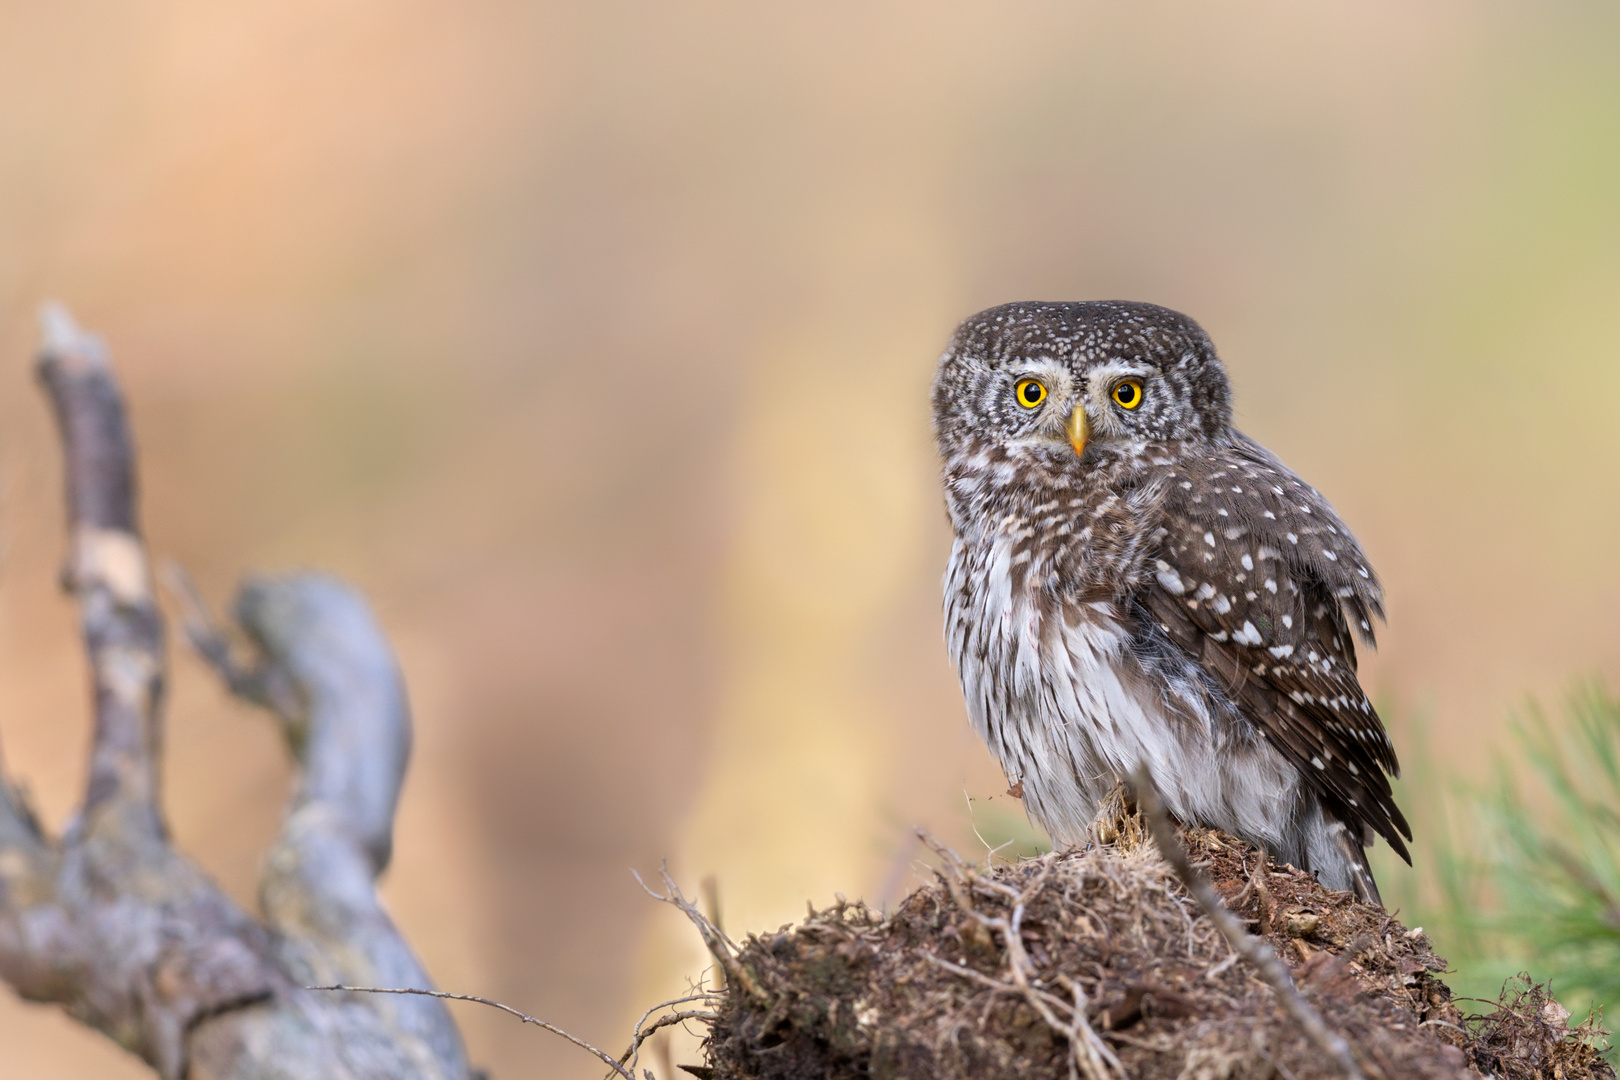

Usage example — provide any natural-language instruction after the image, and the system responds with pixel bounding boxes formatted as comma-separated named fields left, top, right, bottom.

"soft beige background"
left=0, top=2, right=1617, bottom=1076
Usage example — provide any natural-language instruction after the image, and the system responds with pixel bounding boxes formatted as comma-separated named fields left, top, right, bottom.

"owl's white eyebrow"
left=1084, top=361, right=1154, bottom=386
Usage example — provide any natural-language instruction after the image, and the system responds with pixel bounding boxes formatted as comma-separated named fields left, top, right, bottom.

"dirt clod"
left=695, top=828, right=1611, bottom=1080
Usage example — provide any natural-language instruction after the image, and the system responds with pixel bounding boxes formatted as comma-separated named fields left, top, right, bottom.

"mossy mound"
left=693, top=829, right=1611, bottom=1080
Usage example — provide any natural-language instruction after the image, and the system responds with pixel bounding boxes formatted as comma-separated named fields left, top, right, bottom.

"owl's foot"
left=1090, top=780, right=1150, bottom=853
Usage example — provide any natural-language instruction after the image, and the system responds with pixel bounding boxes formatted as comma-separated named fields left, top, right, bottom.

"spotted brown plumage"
left=932, top=300, right=1410, bottom=902
left=1143, top=436, right=1409, bottom=863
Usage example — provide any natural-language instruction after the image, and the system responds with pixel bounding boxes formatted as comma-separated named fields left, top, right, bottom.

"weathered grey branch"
left=38, top=301, right=165, bottom=823
left=0, top=306, right=472, bottom=1079
left=190, top=573, right=464, bottom=1074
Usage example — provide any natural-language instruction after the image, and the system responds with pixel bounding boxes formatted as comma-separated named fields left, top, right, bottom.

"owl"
left=932, top=301, right=1409, bottom=902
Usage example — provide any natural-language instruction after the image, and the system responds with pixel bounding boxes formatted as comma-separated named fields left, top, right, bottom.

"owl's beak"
left=1066, top=405, right=1089, bottom=458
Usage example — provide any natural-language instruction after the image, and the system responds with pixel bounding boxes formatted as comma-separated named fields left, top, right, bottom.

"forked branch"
left=0, top=306, right=472, bottom=1080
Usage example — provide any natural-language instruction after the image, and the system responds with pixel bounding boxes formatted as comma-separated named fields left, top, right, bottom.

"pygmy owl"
left=932, top=301, right=1409, bottom=902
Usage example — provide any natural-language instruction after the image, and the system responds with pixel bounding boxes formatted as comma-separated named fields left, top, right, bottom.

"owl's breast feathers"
left=1136, top=433, right=1412, bottom=862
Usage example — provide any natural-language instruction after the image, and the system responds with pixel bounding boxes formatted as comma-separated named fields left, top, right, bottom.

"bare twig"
left=161, top=561, right=275, bottom=705
left=635, top=865, right=764, bottom=1002
left=310, top=985, right=634, bottom=1080
left=916, top=828, right=990, bottom=919
left=1204, top=952, right=1240, bottom=982
left=964, top=789, right=1017, bottom=863
left=1133, top=765, right=1365, bottom=1080
left=614, top=991, right=722, bottom=1079
left=922, top=950, right=1023, bottom=994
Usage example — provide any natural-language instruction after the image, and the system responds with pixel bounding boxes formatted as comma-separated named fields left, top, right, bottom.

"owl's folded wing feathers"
left=1138, top=434, right=1411, bottom=862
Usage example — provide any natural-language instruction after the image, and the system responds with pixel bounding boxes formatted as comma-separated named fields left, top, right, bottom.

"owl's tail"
left=1328, top=821, right=1382, bottom=906
left=1296, top=800, right=1384, bottom=906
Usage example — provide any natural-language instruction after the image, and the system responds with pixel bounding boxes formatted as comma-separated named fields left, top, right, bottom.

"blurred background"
left=0, top=1, right=1617, bottom=1075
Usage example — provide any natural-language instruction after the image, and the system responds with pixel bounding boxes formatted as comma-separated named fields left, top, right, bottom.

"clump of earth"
left=688, top=826, right=1611, bottom=1080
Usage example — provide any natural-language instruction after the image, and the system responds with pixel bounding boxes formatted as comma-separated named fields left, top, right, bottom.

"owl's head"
left=931, top=301, right=1233, bottom=472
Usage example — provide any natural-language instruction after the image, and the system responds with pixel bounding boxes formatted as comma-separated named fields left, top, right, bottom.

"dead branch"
left=310, top=985, right=640, bottom=1080
left=0, top=306, right=472, bottom=1079
left=1133, top=764, right=1366, bottom=1080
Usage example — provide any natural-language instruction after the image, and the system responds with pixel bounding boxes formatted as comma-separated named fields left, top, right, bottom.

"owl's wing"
left=1140, top=433, right=1411, bottom=862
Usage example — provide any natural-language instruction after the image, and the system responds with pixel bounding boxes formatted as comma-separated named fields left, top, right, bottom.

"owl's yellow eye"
left=1111, top=379, right=1144, bottom=410
left=1014, top=379, right=1047, bottom=409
